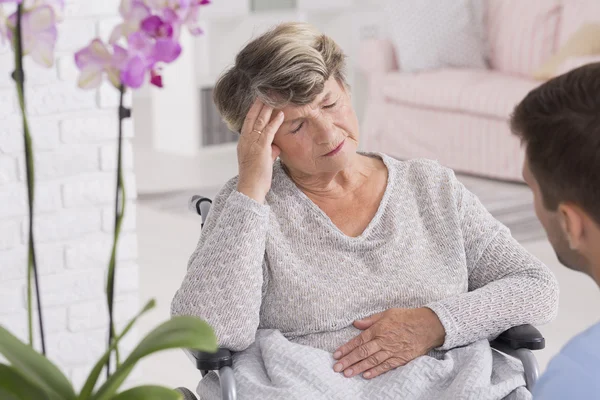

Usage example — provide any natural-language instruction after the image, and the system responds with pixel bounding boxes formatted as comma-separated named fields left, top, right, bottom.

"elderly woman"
left=171, top=22, right=558, bottom=399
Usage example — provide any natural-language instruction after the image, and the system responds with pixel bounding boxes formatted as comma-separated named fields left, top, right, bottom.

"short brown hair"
left=510, top=62, right=600, bottom=224
left=213, top=22, right=348, bottom=133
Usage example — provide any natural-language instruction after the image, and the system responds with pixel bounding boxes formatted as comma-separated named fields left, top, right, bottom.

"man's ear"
left=558, top=203, right=584, bottom=249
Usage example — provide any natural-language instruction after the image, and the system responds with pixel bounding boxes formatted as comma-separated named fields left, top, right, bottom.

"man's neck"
left=588, top=229, right=600, bottom=287
left=590, top=258, right=600, bottom=287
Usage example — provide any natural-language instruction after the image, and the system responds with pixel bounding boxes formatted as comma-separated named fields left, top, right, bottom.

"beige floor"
left=133, top=150, right=600, bottom=392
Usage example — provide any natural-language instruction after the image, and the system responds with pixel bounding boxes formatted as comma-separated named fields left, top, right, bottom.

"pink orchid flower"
left=6, top=4, right=58, bottom=67
left=0, top=0, right=17, bottom=43
left=140, top=14, right=174, bottom=38
left=120, top=31, right=155, bottom=88
left=0, top=7, right=8, bottom=44
left=24, top=0, right=63, bottom=11
left=75, top=39, right=128, bottom=89
left=109, top=0, right=151, bottom=44
left=74, top=0, right=209, bottom=90
left=181, top=1, right=208, bottom=35
left=150, top=68, right=163, bottom=87
left=149, top=0, right=209, bottom=36
left=116, top=15, right=181, bottom=88
left=140, top=15, right=181, bottom=61
left=143, top=0, right=191, bottom=11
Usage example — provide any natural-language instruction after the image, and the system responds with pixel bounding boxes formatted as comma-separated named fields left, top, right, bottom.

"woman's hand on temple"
left=332, top=308, right=446, bottom=379
left=237, top=99, right=284, bottom=204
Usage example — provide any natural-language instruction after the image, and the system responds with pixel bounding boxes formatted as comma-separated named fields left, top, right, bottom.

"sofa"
left=358, top=0, right=600, bottom=182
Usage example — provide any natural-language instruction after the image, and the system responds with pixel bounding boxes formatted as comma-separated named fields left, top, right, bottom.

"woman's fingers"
left=241, top=98, right=278, bottom=140
left=334, top=328, right=373, bottom=360
left=261, top=111, right=284, bottom=144
left=241, top=98, right=264, bottom=135
left=353, top=312, right=384, bottom=330
left=332, top=308, right=442, bottom=379
left=342, top=350, right=391, bottom=378
left=252, top=103, right=274, bottom=134
left=333, top=336, right=378, bottom=374
left=363, top=357, right=407, bottom=379
left=235, top=100, right=283, bottom=203
left=241, top=99, right=283, bottom=147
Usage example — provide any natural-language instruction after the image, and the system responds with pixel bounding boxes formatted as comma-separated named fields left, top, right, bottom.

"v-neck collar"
left=272, top=152, right=395, bottom=240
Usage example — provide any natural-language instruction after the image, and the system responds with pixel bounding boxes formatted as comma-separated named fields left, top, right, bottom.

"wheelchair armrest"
left=185, top=348, right=233, bottom=371
left=492, top=324, right=545, bottom=351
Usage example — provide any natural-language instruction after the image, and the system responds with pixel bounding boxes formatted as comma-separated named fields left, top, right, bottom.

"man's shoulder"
left=533, top=321, right=600, bottom=399
left=559, top=321, right=600, bottom=366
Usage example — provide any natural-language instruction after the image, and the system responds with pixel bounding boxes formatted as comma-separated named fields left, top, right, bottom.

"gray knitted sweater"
left=171, top=154, right=559, bottom=400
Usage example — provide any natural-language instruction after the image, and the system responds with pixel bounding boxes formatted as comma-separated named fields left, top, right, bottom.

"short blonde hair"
left=213, top=22, right=348, bottom=133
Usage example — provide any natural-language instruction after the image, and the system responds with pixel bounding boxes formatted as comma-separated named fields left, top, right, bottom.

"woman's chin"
left=318, top=146, right=354, bottom=171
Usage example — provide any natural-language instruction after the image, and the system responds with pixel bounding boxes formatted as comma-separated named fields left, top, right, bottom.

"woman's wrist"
left=421, top=307, right=446, bottom=349
left=237, top=182, right=266, bottom=204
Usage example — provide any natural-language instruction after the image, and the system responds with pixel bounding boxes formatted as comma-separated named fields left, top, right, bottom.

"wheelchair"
left=176, top=196, right=546, bottom=400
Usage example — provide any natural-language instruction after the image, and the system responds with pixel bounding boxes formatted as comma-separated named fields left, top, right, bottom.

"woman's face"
left=272, top=77, right=360, bottom=176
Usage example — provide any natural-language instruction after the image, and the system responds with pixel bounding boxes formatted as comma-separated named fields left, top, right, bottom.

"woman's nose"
left=312, top=115, right=336, bottom=144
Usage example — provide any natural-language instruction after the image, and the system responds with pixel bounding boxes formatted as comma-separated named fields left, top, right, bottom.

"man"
left=510, top=62, right=600, bottom=398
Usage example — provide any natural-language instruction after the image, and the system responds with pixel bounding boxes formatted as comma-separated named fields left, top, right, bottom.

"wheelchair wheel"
left=175, top=387, right=198, bottom=400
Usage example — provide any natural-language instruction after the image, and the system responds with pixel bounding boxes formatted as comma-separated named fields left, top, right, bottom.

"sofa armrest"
left=185, top=348, right=233, bottom=371
left=357, top=39, right=399, bottom=76
left=491, top=324, right=545, bottom=351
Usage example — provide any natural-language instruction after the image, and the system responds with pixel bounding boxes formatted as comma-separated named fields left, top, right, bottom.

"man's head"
left=511, top=63, right=600, bottom=282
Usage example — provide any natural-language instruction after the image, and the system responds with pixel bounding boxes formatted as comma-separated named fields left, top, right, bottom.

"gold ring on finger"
left=252, top=129, right=262, bottom=134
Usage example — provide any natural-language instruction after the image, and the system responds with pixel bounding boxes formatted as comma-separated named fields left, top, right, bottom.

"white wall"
left=0, top=0, right=140, bottom=390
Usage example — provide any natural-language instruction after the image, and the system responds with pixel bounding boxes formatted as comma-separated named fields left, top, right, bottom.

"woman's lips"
left=325, top=140, right=345, bottom=156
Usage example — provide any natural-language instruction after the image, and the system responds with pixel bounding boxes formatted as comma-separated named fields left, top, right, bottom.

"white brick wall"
left=62, top=173, right=136, bottom=208
left=0, top=89, right=17, bottom=119
left=0, top=182, right=62, bottom=219
left=1, top=243, right=65, bottom=281
left=0, top=116, right=61, bottom=153
left=0, top=218, right=22, bottom=250
left=0, top=156, right=18, bottom=184
left=65, top=233, right=138, bottom=270
left=0, top=0, right=140, bottom=390
left=21, top=145, right=100, bottom=180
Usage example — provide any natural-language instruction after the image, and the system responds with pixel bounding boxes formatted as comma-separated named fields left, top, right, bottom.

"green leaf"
left=0, top=364, right=49, bottom=400
left=79, top=300, right=156, bottom=400
left=111, top=385, right=182, bottom=400
left=0, top=388, right=20, bottom=400
left=92, top=316, right=217, bottom=400
left=100, top=364, right=134, bottom=400
left=0, top=326, right=76, bottom=400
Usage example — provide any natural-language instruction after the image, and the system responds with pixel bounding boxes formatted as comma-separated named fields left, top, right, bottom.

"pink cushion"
left=486, top=0, right=562, bottom=76
left=556, top=55, right=600, bottom=76
left=373, top=104, right=525, bottom=182
left=382, top=69, right=540, bottom=119
left=558, top=0, right=600, bottom=48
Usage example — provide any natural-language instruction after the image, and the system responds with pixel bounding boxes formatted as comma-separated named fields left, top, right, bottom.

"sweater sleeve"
left=171, top=178, right=270, bottom=351
left=426, top=172, right=559, bottom=350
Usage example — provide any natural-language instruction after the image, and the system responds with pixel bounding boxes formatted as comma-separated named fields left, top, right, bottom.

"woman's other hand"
left=332, top=308, right=446, bottom=379
left=236, top=98, right=284, bottom=204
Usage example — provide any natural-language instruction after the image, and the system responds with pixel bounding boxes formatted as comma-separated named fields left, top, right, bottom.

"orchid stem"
left=106, top=84, right=129, bottom=378
left=13, top=3, right=46, bottom=356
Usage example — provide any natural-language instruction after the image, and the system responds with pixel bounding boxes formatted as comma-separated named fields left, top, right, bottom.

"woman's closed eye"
left=291, top=121, right=304, bottom=134
left=290, top=101, right=337, bottom=133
